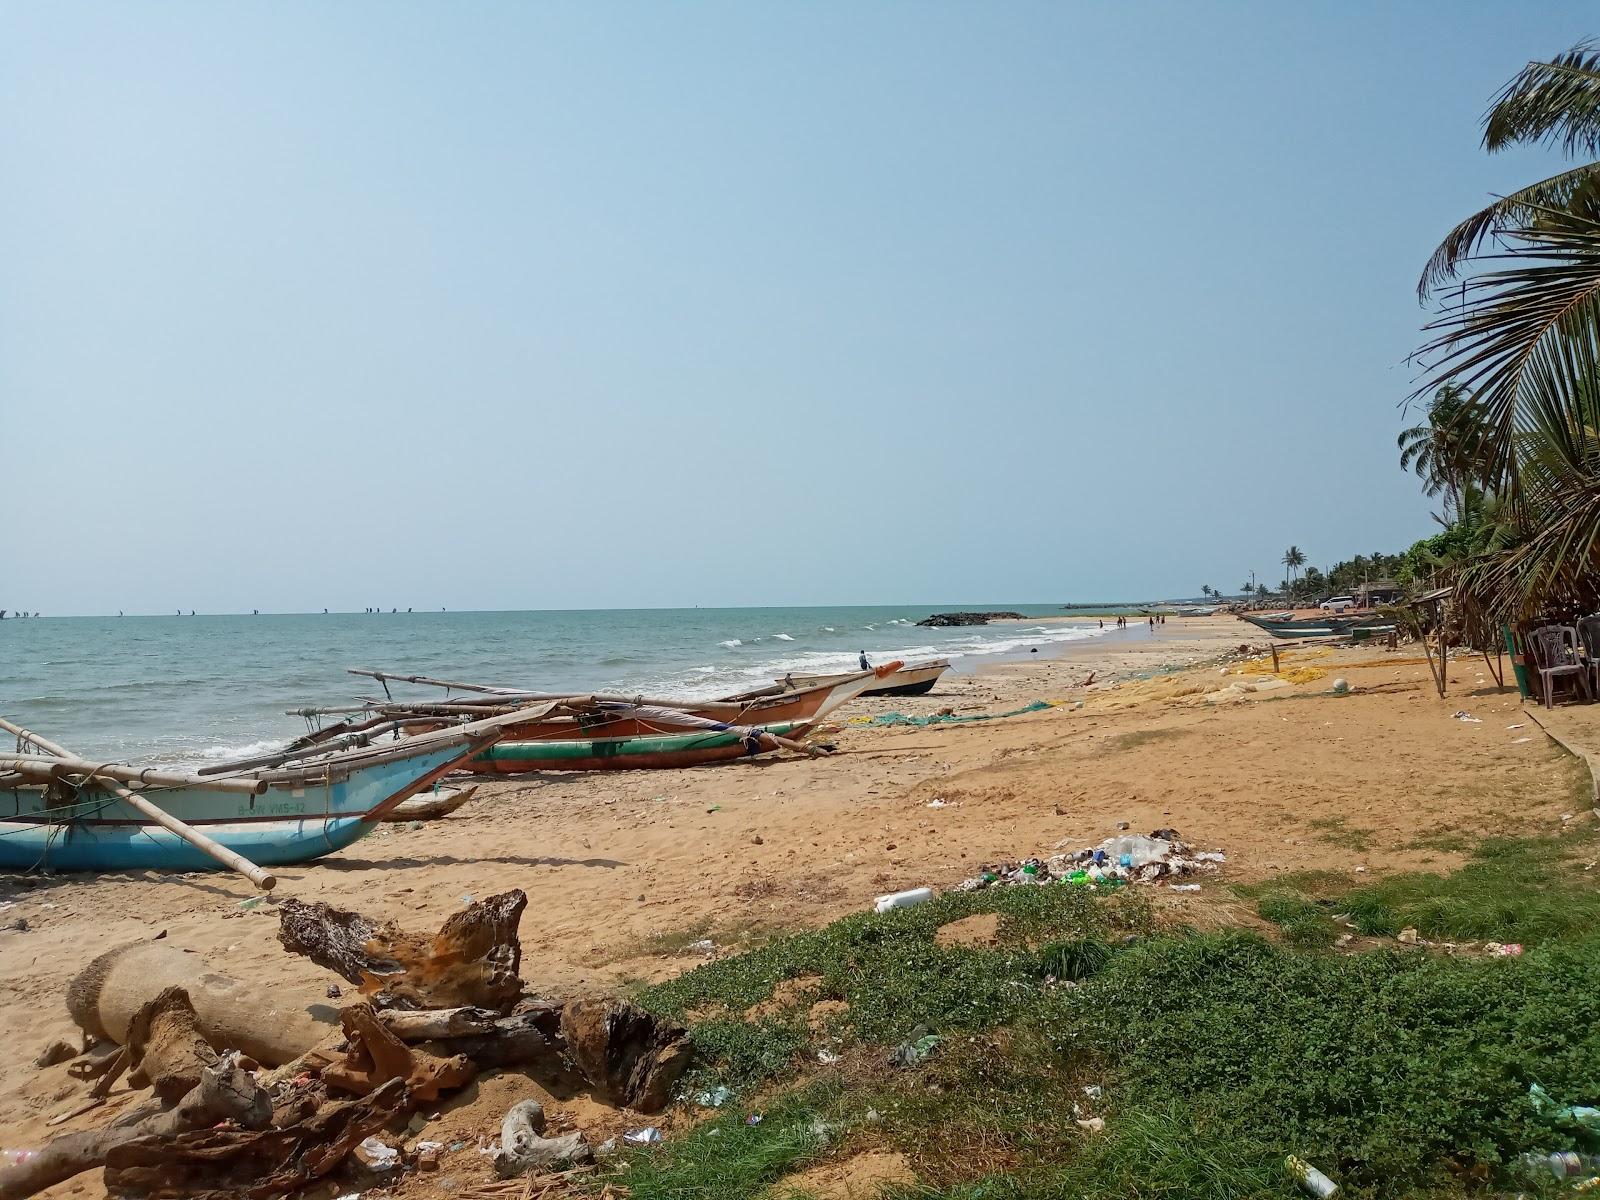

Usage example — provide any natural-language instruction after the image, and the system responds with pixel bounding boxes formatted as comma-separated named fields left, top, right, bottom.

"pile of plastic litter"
left=957, top=831, right=1224, bottom=891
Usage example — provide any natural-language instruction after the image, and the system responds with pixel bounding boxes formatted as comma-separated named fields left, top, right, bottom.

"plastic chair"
left=1529, top=625, right=1589, bottom=708
left=1578, top=616, right=1600, bottom=695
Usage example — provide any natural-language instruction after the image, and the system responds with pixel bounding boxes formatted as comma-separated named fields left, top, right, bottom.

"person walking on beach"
left=859, top=650, right=871, bottom=671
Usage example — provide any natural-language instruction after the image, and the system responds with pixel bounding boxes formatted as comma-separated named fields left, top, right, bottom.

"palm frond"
left=1412, top=220, right=1600, bottom=494
left=1417, top=162, right=1600, bottom=298
left=1484, top=41, right=1600, bottom=156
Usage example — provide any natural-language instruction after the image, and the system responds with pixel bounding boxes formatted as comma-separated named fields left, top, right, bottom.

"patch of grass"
left=687, top=1018, right=811, bottom=1090
left=1036, top=938, right=1115, bottom=980
left=612, top=1084, right=835, bottom=1200
left=620, top=834, right=1600, bottom=1199
left=1046, top=930, right=1600, bottom=1194
left=640, top=885, right=1147, bottom=1037
left=1254, top=892, right=1337, bottom=948
left=1341, top=836, right=1600, bottom=942
left=1307, top=815, right=1376, bottom=852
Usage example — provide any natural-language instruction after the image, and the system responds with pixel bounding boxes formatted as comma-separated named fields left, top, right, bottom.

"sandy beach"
left=2, top=612, right=1588, bottom=1197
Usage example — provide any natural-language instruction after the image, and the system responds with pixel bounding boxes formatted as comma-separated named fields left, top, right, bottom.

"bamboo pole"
left=0, top=718, right=277, bottom=891
left=0, top=755, right=266, bottom=796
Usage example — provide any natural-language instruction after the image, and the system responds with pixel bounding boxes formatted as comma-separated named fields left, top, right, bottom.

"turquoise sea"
left=0, top=605, right=1112, bottom=763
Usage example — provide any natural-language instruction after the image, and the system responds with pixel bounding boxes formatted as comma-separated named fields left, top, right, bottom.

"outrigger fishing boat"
left=1238, top=613, right=1395, bottom=640
left=290, top=663, right=903, bottom=774
left=0, top=706, right=537, bottom=884
left=747, top=658, right=952, bottom=699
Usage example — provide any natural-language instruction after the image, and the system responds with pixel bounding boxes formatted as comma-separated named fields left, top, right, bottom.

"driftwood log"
left=0, top=1060, right=269, bottom=1200
left=559, top=998, right=691, bottom=1113
left=103, top=1077, right=408, bottom=1200
left=320, top=1003, right=475, bottom=1101
left=277, top=890, right=526, bottom=1011
left=125, top=988, right=216, bottom=1103
left=67, top=941, right=336, bottom=1065
left=376, top=1005, right=498, bottom=1040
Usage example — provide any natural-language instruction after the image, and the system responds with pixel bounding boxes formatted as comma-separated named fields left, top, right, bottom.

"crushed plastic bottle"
left=1, top=1151, right=37, bottom=1168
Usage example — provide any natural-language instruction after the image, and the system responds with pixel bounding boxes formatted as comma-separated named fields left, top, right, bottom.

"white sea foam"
left=719, top=639, right=742, bottom=648
left=193, top=738, right=280, bottom=761
left=772, top=633, right=794, bottom=641
left=822, top=626, right=836, bottom=632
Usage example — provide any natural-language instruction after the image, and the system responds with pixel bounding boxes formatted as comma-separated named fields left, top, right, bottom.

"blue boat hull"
left=0, top=744, right=467, bottom=873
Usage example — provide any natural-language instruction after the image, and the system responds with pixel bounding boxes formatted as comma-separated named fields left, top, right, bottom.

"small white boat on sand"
left=770, top=659, right=951, bottom=698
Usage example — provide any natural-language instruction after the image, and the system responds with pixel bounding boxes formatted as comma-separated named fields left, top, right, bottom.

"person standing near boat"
left=859, top=650, right=871, bottom=671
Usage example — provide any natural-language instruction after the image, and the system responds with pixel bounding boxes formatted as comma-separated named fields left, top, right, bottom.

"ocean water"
left=0, top=605, right=1110, bottom=763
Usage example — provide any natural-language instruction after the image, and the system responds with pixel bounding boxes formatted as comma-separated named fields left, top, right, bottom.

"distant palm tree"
left=1398, top=383, right=1483, bottom=519
left=1255, top=583, right=1270, bottom=600
left=1282, top=546, right=1306, bottom=590
left=1199, top=585, right=1212, bottom=598
left=1240, top=581, right=1253, bottom=596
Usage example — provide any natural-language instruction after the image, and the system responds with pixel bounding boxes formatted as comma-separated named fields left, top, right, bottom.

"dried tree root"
left=0, top=1060, right=268, bottom=1200
left=277, top=890, right=526, bottom=1011
left=102, top=1077, right=407, bottom=1199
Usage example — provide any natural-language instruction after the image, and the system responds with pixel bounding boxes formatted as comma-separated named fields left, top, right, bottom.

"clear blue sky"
left=4, top=2, right=1593, bottom=614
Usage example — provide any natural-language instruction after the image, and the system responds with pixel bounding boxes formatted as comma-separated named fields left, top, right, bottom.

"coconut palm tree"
left=1415, top=40, right=1600, bottom=614
left=1282, top=547, right=1306, bottom=591
left=1398, top=383, right=1485, bottom=518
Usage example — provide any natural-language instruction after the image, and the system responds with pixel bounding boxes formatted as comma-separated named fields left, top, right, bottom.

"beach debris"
left=858, top=700, right=1057, bottom=727
left=694, top=1085, right=733, bottom=1108
left=888, top=1027, right=941, bottom=1068
left=1451, top=711, right=1482, bottom=723
left=1169, top=883, right=1202, bottom=893
left=686, top=938, right=718, bottom=956
left=874, top=887, right=935, bottom=914
left=1488, top=942, right=1525, bottom=957
left=623, top=1128, right=663, bottom=1146
left=0, top=1057, right=272, bottom=1199
left=1286, top=1155, right=1339, bottom=1197
left=326, top=984, right=342, bottom=999
left=1331, top=678, right=1349, bottom=694
left=494, top=1100, right=592, bottom=1176
left=1075, top=1117, right=1105, bottom=1133
left=102, top=1076, right=406, bottom=1199
left=960, top=832, right=1223, bottom=892
left=1115, top=821, right=1130, bottom=831
left=1529, top=1083, right=1600, bottom=1134
left=559, top=997, right=692, bottom=1113
left=1508, top=723, right=1527, bottom=730
left=927, top=798, right=947, bottom=808
left=1084, top=1085, right=1103, bottom=1099
left=745, top=1114, right=764, bottom=1126
left=1397, top=927, right=1420, bottom=945
left=817, top=1048, right=841, bottom=1065
left=33, top=1040, right=76, bottom=1070
left=277, top=890, right=526, bottom=1012
left=67, top=941, right=335, bottom=1067
left=353, top=1136, right=399, bottom=1172
left=1521, top=1150, right=1600, bottom=1181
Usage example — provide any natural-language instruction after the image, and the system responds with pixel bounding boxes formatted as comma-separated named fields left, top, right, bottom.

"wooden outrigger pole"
left=0, top=717, right=279, bottom=891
